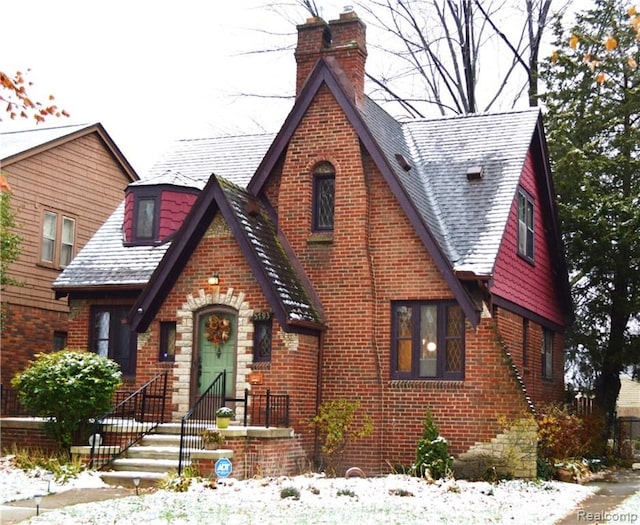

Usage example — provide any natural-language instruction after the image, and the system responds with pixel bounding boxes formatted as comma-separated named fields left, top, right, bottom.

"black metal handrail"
left=177, top=370, right=291, bottom=475
left=178, top=371, right=228, bottom=475
left=246, top=390, right=290, bottom=427
left=89, top=371, right=168, bottom=469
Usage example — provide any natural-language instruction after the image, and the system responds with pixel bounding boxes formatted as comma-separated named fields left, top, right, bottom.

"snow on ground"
left=2, top=455, right=598, bottom=525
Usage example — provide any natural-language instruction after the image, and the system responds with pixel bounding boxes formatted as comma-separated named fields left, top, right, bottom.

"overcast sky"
left=3, top=1, right=349, bottom=174
left=3, top=1, right=588, bottom=176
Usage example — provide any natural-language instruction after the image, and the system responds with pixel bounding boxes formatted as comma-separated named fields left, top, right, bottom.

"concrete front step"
left=111, top=457, right=181, bottom=473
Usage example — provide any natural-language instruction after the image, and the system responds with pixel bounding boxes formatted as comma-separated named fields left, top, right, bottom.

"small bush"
left=11, top=349, right=122, bottom=451
left=388, top=488, right=414, bottom=497
left=537, top=404, right=605, bottom=460
left=280, top=486, right=300, bottom=500
left=413, top=409, right=452, bottom=480
left=536, top=458, right=556, bottom=481
left=336, top=488, right=357, bottom=498
left=10, top=446, right=85, bottom=483
left=158, top=473, right=192, bottom=492
left=311, top=399, right=373, bottom=477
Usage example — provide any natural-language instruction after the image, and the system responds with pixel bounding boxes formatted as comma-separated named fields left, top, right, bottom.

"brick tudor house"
left=51, top=10, right=571, bottom=478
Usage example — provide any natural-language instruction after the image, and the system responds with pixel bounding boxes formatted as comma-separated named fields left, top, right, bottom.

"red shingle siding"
left=158, top=190, right=197, bottom=239
left=492, top=151, right=566, bottom=327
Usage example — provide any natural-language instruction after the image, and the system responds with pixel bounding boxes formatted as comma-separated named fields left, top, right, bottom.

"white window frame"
left=40, top=210, right=76, bottom=268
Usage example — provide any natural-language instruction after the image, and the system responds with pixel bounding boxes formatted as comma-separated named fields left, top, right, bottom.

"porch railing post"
left=265, top=389, right=271, bottom=428
left=244, top=388, right=249, bottom=426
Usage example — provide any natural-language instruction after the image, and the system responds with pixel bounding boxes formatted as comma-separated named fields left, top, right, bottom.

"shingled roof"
left=129, top=175, right=324, bottom=333
left=53, top=202, right=171, bottom=296
left=366, top=101, right=543, bottom=276
left=217, top=177, right=323, bottom=326
left=56, top=56, right=569, bottom=329
left=53, top=134, right=275, bottom=294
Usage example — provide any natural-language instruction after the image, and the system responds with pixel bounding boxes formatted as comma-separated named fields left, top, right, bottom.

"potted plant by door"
left=216, top=407, right=234, bottom=429
left=199, top=428, right=225, bottom=450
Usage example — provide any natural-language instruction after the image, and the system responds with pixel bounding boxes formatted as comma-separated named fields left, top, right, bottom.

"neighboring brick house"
left=52, top=10, right=571, bottom=477
left=0, top=124, right=138, bottom=385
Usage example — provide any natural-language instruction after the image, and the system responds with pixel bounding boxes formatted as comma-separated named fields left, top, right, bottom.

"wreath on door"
left=206, top=314, right=231, bottom=357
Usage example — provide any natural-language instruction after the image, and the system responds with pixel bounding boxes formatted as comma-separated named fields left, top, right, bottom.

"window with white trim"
left=517, top=189, right=534, bottom=261
left=40, top=211, right=76, bottom=268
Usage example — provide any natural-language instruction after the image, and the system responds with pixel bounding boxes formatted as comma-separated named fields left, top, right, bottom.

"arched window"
left=312, top=162, right=335, bottom=231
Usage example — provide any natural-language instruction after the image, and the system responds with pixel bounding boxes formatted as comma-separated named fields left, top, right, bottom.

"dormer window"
left=135, top=197, right=157, bottom=240
left=312, top=161, right=335, bottom=232
left=123, top=176, right=200, bottom=246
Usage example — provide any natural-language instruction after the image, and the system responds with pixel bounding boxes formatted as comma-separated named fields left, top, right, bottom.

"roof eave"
left=2, top=123, right=139, bottom=183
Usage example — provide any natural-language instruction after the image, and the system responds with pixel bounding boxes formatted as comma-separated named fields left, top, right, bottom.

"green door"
left=197, top=312, right=235, bottom=398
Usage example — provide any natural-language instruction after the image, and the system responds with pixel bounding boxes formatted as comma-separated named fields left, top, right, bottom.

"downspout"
left=364, top=157, right=384, bottom=469
left=313, top=329, right=325, bottom=467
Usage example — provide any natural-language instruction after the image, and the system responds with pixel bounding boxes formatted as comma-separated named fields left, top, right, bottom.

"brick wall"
left=1, top=418, right=60, bottom=454
left=0, top=303, right=69, bottom=385
left=495, top=307, right=565, bottom=406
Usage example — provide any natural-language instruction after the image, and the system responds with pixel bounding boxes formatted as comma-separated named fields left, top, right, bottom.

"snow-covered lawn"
left=1, top=455, right=599, bottom=525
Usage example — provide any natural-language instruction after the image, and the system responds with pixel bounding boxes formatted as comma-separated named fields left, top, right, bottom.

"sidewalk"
left=0, top=487, right=133, bottom=524
left=555, top=467, right=640, bottom=525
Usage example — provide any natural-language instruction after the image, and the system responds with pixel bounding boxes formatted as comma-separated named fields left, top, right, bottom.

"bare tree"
left=354, top=0, right=559, bottom=116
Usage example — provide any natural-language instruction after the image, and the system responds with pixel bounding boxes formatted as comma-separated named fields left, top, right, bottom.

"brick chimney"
left=295, top=7, right=367, bottom=106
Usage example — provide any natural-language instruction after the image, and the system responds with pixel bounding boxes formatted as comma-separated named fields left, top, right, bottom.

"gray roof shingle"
left=146, top=133, right=276, bottom=187
left=0, top=124, right=91, bottom=160
left=54, top=134, right=277, bottom=290
left=401, top=108, right=540, bottom=275
left=54, top=99, right=539, bottom=292
left=53, top=202, right=170, bottom=290
left=219, top=177, right=323, bottom=325
left=362, top=99, right=540, bottom=276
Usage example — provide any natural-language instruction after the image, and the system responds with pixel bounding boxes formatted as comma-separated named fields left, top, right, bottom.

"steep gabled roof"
left=249, top=56, right=482, bottom=326
left=0, top=123, right=138, bottom=183
left=129, top=175, right=324, bottom=333
left=400, top=108, right=543, bottom=276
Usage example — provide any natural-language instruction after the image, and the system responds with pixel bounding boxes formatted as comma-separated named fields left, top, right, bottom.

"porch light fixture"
left=208, top=273, right=220, bottom=287
left=34, top=494, right=43, bottom=516
left=132, top=476, right=141, bottom=495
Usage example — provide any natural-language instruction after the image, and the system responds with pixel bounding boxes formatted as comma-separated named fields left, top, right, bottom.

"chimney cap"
left=343, top=5, right=354, bottom=12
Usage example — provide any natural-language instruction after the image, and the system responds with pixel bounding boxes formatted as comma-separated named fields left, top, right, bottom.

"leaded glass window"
left=312, top=162, right=335, bottom=231
left=253, top=313, right=272, bottom=362
left=392, top=301, right=465, bottom=380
